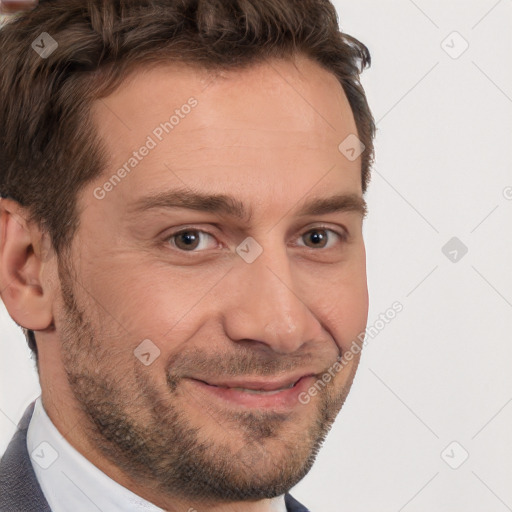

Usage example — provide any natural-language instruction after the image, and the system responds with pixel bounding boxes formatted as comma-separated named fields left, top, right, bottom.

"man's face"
left=53, top=56, right=369, bottom=502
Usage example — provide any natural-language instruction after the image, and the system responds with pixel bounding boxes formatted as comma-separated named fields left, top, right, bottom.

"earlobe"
left=0, top=199, right=54, bottom=332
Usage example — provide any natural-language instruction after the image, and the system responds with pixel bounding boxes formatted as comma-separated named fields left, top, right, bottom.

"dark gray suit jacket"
left=0, top=401, right=310, bottom=511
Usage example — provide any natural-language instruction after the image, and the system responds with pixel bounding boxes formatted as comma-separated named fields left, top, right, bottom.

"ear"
left=0, top=198, right=54, bottom=332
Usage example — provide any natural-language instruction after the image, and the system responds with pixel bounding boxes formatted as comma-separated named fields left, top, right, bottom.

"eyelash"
left=164, top=225, right=348, bottom=253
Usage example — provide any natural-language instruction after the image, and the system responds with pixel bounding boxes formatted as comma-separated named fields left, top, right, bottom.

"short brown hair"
left=0, top=0, right=375, bottom=360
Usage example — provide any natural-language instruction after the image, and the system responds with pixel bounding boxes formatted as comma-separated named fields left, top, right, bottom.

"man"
left=0, top=0, right=375, bottom=510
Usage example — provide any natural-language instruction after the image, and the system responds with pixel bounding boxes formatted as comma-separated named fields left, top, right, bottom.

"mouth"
left=185, top=374, right=316, bottom=409
left=216, top=384, right=296, bottom=395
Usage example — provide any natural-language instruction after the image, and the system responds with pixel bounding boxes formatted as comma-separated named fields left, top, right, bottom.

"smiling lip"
left=195, top=374, right=311, bottom=391
left=186, top=374, right=317, bottom=409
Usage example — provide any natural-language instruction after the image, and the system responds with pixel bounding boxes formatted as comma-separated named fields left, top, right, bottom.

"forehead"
left=87, top=57, right=362, bottom=215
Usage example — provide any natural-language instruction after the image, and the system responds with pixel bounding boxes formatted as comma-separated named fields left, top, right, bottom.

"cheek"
left=79, top=250, right=215, bottom=338
left=321, top=266, right=369, bottom=353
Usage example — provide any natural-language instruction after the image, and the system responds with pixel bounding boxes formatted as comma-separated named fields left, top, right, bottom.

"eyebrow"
left=129, top=188, right=367, bottom=221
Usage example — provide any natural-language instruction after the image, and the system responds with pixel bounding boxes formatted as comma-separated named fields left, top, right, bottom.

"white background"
left=1, top=1, right=512, bottom=511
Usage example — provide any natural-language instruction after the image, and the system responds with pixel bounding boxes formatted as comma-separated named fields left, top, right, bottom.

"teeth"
left=231, top=387, right=285, bottom=395
left=226, top=382, right=296, bottom=394
left=207, top=380, right=298, bottom=393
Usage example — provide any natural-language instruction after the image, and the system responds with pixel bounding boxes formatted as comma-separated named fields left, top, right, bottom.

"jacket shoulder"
left=285, top=492, right=310, bottom=512
left=0, top=401, right=52, bottom=512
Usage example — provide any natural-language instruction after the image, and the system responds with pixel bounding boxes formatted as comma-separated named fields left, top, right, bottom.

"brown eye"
left=168, top=230, right=217, bottom=251
left=174, top=231, right=199, bottom=250
left=298, top=228, right=345, bottom=250
left=302, top=229, right=328, bottom=248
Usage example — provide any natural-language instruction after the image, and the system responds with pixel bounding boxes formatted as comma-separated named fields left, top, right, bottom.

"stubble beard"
left=56, top=257, right=357, bottom=504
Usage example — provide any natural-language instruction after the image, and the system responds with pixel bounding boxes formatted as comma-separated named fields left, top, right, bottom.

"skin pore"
left=0, top=55, right=369, bottom=512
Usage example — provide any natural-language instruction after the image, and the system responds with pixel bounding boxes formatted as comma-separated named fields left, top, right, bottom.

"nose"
left=222, top=241, right=323, bottom=355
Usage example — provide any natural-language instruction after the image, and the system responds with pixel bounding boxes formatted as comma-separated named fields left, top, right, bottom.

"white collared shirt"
left=26, top=396, right=287, bottom=512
